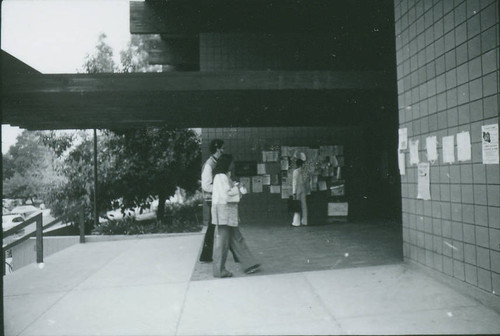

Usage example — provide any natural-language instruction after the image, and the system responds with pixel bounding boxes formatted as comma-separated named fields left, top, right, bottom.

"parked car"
left=10, top=205, right=41, bottom=220
left=2, top=214, right=25, bottom=232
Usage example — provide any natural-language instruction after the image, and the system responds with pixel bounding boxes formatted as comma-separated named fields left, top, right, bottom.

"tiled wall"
left=395, top=0, right=499, bottom=296
left=199, top=32, right=390, bottom=71
left=201, top=127, right=367, bottom=225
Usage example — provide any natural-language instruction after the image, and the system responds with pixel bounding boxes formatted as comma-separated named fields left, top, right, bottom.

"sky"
left=1, top=0, right=133, bottom=154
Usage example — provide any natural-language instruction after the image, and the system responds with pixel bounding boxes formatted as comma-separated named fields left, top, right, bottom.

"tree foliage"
left=2, top=131, right=67, bottom=203
left=108, top=128, right=200, bottom=221
left=119, top=35, right=162, bottom=73
left=82, top=33, right=116, bottom=73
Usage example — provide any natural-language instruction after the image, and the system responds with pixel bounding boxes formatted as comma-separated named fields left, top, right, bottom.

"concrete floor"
left=192, top=220, right=403, bottom=280
left=3, top=222, right=500, bottom=335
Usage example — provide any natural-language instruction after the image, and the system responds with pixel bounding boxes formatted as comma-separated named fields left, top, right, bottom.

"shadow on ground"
left=191, top=220, right=403, bottom=281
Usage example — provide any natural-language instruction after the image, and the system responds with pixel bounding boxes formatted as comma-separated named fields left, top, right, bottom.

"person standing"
left=291, top=152, right=308, bottom=226
left=199, top=139, right=238, bottom=263
left=211, top=154, right=260, bottom=277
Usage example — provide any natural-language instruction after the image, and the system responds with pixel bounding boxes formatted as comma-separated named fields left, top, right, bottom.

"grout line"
left=302, top=272, right=346, bottom=333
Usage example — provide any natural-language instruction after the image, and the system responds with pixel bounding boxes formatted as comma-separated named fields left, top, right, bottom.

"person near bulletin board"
left=199, top=139, right=239, bottom=263
left=291, top=152, right=309, bottom=226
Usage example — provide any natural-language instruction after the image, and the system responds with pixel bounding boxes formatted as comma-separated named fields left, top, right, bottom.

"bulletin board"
left=234, top=145, right=348, bottom=219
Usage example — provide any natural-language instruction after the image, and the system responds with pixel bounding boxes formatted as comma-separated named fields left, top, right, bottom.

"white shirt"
left=212, top=174, right=240, bottom=204
left=201, top=156, right=217, bottom=193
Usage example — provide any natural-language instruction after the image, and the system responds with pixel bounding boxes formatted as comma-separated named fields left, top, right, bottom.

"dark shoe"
left=221, top=270, right=233, bottom=278
left=244, top=264, right=261, bottom=274
left=214, top=269, right=233, bottom=278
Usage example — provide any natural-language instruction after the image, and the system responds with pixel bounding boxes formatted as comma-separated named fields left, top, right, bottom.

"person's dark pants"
left=199, top=201, right=239, bottom=262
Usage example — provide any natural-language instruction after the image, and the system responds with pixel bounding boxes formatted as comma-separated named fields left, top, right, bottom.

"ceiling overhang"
left=1, top=1, right=397, bottom=131
left=2, top=70, right=396, bottom=130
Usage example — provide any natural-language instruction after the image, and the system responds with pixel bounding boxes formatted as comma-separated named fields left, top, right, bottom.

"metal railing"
left=2, top=205, right=85, bottom=275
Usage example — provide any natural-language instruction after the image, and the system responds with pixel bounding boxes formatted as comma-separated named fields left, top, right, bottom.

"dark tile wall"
left=395, top=0, right=499, bottom=296
left=199, top=32, right=393, bottom=71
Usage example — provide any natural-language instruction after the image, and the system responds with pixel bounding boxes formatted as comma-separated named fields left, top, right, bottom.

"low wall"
left=8, top=236, right=80, bottom=271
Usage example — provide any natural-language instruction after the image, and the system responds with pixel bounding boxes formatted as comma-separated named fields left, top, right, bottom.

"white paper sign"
left=409, top=139, right=419, bottom=165
left=252, top=176, right=263, bottom=193
left=482, top=124, right=499, bottom=164
left=398, top=128, right=408, bottom=150
left=270, top=185, right=281, bottom=194
left=456, top=131, right=471, bottom=162
left=426, top=136, right=438, bottom=162
left=328, top=202, right=348, bottom=216
left=417, top=162, right=431, bottom=200
left=442, top=136, right=455, bottom=164
left=257, top=163, right=266, bottom=175
left=398, top=152, right=406, bottom=175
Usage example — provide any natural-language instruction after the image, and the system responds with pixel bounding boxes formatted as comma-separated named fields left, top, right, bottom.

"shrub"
left=92, top=192, right=203, bottom=235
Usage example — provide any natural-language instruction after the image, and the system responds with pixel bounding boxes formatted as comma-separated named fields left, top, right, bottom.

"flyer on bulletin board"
left=482, top=124, right=499, bottom=164
left=252, top=176, right=263, bottom=193
left=270, top=185, right=281, bottom=194
left=239, top=177, right=251, bottom=193
left=257, top=163, right=266, bottom=174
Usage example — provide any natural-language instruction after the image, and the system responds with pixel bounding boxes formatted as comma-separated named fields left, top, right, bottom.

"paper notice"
left=426, top=136, right=438, bottom=162
left=280, top=159, right=289, bottom=171
left=399, top=128, right=408, bottom=150
left=270, top=185, right=281, bottom=194
left=262, top=151, right=279, bottom=162
left=417, top=162, right=431, bottom=200
left=239, top=177, right=251, bottom=193
left=257, top=163, right=266, bottom=175
left=482, top=124, right=499, bottom=164
left=262, top=174, right=271, bottom=185
left=409, top=139, right=419, bottom=165
left=442, top=135, right=455, bottom=163
left=456, top=131, right=471, bottom=162
left=328, top=202, right=348, bottom=216
left=398, top=152, right=406, bottom=175
left=252, top=176, right=263, bottom=193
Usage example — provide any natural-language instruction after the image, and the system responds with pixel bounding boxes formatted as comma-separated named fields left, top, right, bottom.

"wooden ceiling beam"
left=2, top=71, right=396, bottom=130
left=3, top=71, right=395, bottom=95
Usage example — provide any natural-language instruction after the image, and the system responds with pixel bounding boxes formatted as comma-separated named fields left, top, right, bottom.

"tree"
left=108, top=128, right=200, bottom=222
left=2, top=131, right=67, bottom=204
left=45, top=130, right=122, bottom=230
left=119, top=35, right=162, bottom=73
left=82, top=33, right=116, bottom=73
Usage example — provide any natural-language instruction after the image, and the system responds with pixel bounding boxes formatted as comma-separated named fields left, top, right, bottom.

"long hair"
left=213, top=154, right=233, bottom=176
left=209, top=139, right=224, bottom=154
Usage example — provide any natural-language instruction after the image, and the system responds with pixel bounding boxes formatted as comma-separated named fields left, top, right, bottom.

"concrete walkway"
left=4, top=233, right=500, bottom=335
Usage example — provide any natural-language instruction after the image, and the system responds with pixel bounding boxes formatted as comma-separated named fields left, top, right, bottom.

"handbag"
left=287, top=196, right=301, bottom=213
